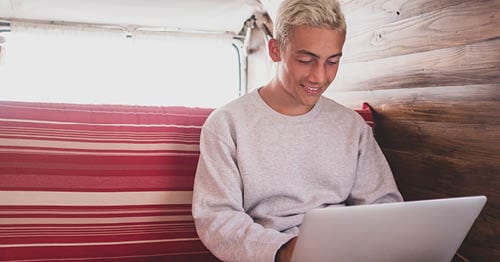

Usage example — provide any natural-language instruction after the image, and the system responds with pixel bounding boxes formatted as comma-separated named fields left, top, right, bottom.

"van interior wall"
left=325, top=0, right=500, bottom=260
left=246, top=25, right=274, bottom=92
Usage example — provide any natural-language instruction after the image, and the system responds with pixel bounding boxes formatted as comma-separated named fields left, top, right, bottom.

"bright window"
left=0, top=22, right=240, bottom=108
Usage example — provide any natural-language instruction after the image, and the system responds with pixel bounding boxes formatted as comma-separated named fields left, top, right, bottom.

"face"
left=269, top=25, right=345, bottom=114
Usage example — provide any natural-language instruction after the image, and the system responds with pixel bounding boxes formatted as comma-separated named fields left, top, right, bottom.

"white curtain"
left=0, top=21, right=239, bottom=108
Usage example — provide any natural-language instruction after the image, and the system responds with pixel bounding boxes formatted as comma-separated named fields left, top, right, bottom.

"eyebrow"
left=296, top=50, right=343, bottom=59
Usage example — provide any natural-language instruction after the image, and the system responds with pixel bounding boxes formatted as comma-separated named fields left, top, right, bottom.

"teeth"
left=306, top=86, right=319, bottom=91
left=301, top=84, right=321, bottom=93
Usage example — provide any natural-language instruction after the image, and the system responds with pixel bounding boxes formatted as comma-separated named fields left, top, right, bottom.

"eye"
left=326, top=60, right=338, bottom=65
left=297, top=59, right=313, bottom=64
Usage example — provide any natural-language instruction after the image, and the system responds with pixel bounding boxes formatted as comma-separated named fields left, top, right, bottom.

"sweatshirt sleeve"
left=347, top=123, right=404, bottom=205
left=192, top=126, right=294, bottom=262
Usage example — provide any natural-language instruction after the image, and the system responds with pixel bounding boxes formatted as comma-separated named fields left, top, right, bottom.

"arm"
left=347, top=124, right=404, bottom=205
left=275, top=237, right=297, bottom=262
left=192, top=127, right=294, bottom=262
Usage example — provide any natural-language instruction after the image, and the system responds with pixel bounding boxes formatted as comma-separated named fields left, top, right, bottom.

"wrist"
left=275, top=237, right=297, bottom=262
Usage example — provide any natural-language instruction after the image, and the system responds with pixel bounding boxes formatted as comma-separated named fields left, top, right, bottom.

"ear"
left=268, top=38, right=281, bottom=62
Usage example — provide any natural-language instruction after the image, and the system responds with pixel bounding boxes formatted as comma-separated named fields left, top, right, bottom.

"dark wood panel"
left=341, top=0, right=500, bottom=62
left=385, top=150, right=498, bottom=198
left=333, top=37, right=500, bottom=91
left=379, top=120, right=500, bottom=261
left=385, top=149, right=500, bottom=261
left=327, top=84, right=500, bottom=260
left=379, top=122, right=499, bottom=163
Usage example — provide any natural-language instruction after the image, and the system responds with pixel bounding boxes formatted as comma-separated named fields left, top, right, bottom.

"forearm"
left=194, top=208, right=294, bottom=262
left=275, top=237, right=297, bottom=262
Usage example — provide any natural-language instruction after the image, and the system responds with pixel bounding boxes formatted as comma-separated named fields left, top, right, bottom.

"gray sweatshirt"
left=192, top=89, right=403, bottom=262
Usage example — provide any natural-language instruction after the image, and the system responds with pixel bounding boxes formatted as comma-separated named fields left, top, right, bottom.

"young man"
left=192, top=0, right=403, bottom=261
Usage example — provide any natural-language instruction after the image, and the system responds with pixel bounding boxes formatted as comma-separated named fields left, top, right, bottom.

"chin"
left=300, top=96, right=321, bottom=107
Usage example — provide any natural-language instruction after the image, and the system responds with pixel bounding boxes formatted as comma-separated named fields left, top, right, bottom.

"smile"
left=302, top=84, right=322, bottom=94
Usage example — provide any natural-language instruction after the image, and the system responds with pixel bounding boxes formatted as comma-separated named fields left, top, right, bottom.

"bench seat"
left=0, top=100, right=374, bottom=261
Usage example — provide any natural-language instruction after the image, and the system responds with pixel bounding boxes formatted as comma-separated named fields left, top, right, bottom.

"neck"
left=258, top=80, right=315, bottom=116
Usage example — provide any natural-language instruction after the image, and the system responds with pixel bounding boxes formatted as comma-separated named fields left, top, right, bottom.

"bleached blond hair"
left=274, top=0, right=346, bottom=50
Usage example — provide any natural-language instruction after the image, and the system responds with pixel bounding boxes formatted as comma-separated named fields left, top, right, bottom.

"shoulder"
left=319, top=97, right=376, bottom=143
left=320, top=96, right=366, bottom=123
left=203, top=90, right=259, bottom=130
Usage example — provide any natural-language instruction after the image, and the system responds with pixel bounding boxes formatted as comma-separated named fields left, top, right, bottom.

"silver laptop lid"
left=291, top=196, right=487, bottom=262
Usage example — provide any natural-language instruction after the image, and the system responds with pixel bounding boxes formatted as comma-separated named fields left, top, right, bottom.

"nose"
left=307, top=63, right=326, bottom=84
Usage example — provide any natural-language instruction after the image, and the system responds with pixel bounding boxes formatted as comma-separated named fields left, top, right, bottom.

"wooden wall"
left=326, top=0, right=500, bottom=260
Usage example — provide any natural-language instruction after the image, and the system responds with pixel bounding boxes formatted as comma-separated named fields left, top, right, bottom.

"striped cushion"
left=0, top=100, right=374, bottom=261
left=0, top=101, right=218, bottom=261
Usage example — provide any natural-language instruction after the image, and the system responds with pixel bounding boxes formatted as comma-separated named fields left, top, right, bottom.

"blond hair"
left=274, top=0, right=346, bottom=50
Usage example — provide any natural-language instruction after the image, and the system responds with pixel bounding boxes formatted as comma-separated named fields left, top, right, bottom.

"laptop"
left=290, top=195, right=487, bottom=262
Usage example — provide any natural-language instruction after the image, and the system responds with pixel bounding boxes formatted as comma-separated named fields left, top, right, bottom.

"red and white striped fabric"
left=0, top=101, right=218, bottom=261
left=0, top=100, right=375, bottom=261
left=358, top=103, right=375, bottom=130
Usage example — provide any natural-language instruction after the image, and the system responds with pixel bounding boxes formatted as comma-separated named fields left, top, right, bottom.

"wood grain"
left=340, top=0, right=489, bottom=35
left=324, top=0, right=500, bottom=259
left=341, top=0, right=500, bottom=62
left=328, top=84, right=499, bottom=110
left=385, top=148, right=500, bottom=261
left=328, top=85, right=500, bottom=260
left=333, top=37, right=500, bottom=91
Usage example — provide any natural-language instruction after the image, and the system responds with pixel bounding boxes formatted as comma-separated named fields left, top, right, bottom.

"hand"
left=276, top=237, right=297, bottom=262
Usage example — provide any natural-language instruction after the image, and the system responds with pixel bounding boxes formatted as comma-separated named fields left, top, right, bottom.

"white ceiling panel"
left=0, top=0, right=267, bottom=33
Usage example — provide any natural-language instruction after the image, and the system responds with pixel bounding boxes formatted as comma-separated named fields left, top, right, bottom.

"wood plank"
left=327, top=84, right=500, bottom=260
left=379, top=121, right=499, bottom=160
left=385, top=149, right=499, bottom=201
left=328, top=84, right=500, bottom=112
left=341, top=0, right=500, bottom=62
left=382, top=123, right=500, bottom=261
left=340, top=0, right=491, bottom=36
left=385, top=150, right=500, bottom=261
left=332, top=37, right=500, bottom=91
left=329, top=85, right=500, bottom=168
